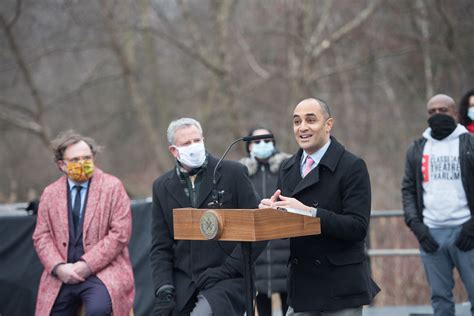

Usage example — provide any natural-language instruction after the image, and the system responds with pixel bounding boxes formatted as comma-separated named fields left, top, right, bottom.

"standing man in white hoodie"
left=402, top=94, right=474, bottom=316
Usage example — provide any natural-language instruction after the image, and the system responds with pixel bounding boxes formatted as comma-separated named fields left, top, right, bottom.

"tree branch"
left=48, top=71, right=123, bottom=109
left=0, top=10, right=52, bottom=146
left=3, top=0, right=23, bottom=30
left=310, top=0, right=377, bottom=61
left=0, top=98, right=34, bottom=116
left=175, top=0, right=209, bottom=61
left=0, top=107, right=43, bottom=134
left=236, top=28, right=269, bottom=79
left=134, top=25, right=226, bottom=76
left=308, top=46, right=418, bottom=83
left=305, top=1, right=332, bottom=56
left=99, top=0, right=171, bottom=171
left=415, top=0, right=433, bottom=99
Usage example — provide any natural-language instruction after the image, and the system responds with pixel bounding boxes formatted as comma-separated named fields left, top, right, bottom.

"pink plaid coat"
left=33, top=168, right=135, bottom=316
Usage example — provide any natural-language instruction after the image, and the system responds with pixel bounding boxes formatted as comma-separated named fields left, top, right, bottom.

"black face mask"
left=428, top=114, right=457, bottom=140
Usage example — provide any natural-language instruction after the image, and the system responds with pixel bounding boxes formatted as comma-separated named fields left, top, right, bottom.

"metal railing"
left=368, top=210, right=420, bottom=257
left=0, top=203, right=421, bottom=256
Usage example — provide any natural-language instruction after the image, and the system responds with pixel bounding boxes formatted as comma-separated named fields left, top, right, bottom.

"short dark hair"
left=245, top=127, right=275, bottom=154
left=51, top=130, right=101, bottom=162
left=458, top=89, right=474, bottom=125
left=314, top=97, right=331, bottom=119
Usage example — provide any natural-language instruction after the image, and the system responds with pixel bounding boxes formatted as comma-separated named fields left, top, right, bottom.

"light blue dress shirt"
left=68, top=179, right=89, bottom=219
left=300, top=139, right=331, bottom=177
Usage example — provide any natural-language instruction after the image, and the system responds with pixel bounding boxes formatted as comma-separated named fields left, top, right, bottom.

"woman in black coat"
left=240, top=127, right=291, bottom=316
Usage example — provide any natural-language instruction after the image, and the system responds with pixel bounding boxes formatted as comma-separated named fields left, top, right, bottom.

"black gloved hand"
left=153, top=287, right=176, bottom=316
left=419, top=234, right=440, bottom=253
left=456, top=224, right=474, bottom=251
left=196, top=266, right=233, bottom=291
left=410, top=221, right=439, bottom=253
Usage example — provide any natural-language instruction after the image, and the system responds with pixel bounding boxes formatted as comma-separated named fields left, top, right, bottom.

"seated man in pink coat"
left=33, top=130, right=135, bottom=316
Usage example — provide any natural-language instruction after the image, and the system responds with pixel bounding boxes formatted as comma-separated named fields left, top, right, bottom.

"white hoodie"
left=422, top=124, right=471, bottom=228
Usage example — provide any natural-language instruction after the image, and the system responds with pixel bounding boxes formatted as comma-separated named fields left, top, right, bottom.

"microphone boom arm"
left=209, top=133, right=273, bottom=208
left=209, top=137, right=244, bottom=208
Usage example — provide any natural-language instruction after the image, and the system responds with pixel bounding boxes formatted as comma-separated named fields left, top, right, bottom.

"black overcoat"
left=279, top=137, right=380, bottom=312
left=150, top=154, right=259, bottom=315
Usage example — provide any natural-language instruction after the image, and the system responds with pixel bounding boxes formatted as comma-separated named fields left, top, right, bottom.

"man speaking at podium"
left=259, top=99, right=380, bottom=316
left=150, top=117, right=260, bottom=315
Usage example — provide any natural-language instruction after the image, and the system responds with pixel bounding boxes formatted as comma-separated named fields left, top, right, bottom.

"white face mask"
left=175, top=142, right=206, bottom=168
left=468, top=107, right=474, bottom=121
left=250, top=141, right=275, bottom=160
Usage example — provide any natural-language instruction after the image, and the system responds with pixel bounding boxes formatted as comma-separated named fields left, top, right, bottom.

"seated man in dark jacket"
left=151, top=117, right=263, bottom=316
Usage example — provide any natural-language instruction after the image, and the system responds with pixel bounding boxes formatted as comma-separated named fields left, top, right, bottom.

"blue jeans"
left=420, top=226, right=474, bottom=316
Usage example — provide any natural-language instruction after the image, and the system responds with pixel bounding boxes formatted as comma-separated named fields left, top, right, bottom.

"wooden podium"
left=173, top=208, right=321, bottom=316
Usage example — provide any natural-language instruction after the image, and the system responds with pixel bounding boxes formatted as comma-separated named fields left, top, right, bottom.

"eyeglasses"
left=63, top=155, right=93, bottom=163
left=252, top=139, right=272, bottom=144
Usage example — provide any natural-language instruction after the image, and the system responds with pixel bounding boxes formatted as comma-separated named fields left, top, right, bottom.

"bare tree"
left=0, top=0, right=52, bottom=146
left=415, top=0, right=434, bottom=99
left=98, top=0, right=171, bottom=172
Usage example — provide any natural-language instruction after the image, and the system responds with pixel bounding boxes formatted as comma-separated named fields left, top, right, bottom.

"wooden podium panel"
left=173, top=208, right=321, bottom=241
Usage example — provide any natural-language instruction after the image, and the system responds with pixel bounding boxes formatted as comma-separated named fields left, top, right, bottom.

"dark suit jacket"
left=279, top=137, right=380, bottom=312
left=150, top=155, right=259, bottom=315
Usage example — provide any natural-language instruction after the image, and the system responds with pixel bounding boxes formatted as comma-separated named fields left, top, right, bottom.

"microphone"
left=241, top=134, right=273, bottom=142
left=208, top=134, right=274, bottom=208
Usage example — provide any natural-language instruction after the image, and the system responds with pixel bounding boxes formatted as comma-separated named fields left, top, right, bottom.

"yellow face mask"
left=66, top=159, right=94, bottom=182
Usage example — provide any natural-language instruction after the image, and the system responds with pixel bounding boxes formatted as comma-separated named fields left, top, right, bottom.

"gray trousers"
left=420, top=226, right=474, bottom=316
left=190, top=294, right=213, bottom=316
left=286, top=306, right=362, bottom=316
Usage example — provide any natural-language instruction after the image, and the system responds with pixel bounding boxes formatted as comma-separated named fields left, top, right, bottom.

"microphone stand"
left=209, top=134, right=273, bottom=208
left=209, top=137, right=243, bottom=208
left=207, top=134, right=273, bottom=316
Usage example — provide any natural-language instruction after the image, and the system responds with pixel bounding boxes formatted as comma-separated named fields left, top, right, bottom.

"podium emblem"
left=199, top=210, right=222, bottom=240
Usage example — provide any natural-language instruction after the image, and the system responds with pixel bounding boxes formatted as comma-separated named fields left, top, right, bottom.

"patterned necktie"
left=303, top=155, right=315, bottom=177
left=72, top=185, right=82, bottom=234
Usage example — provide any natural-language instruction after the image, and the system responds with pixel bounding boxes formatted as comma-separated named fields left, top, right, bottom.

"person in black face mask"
left=427, top=112, right=457, bottom=140
left=402, top=94, right=474, bottom=316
